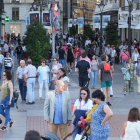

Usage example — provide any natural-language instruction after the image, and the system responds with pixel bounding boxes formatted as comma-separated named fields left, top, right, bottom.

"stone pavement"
left=0, top=51, right=140, bottom=139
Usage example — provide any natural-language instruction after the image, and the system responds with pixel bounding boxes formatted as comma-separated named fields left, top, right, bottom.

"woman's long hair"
left=58, top=68, right=67, bottom=80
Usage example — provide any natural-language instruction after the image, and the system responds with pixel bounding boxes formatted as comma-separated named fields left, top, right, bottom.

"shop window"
left=12, top=8, right=19, bottom=20
left=11, top=0, right=20, bottom=3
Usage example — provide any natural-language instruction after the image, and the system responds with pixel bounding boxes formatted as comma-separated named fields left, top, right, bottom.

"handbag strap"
left=124, top=51, right=129, bottom=57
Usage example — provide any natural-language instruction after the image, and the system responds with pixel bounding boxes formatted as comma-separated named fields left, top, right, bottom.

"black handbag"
left=49, top=81, right=55, bottom=90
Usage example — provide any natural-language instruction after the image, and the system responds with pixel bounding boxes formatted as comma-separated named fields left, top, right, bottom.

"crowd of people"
left=0, top=32, right=140, bottom=140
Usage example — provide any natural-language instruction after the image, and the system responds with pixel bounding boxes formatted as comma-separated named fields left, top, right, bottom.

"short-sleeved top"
left=4, top=57, right=12, bottom=67
left=76, top=60, right=90, bottom=80
left=16, top=46, right=23, bottom=54
left=74, top=99, right=93, bottom=110
left=60, top=76, right=69, bottom=92
left=99, top=63, right=112, bottom=82
left=58, top=49, right=65, bottom=59
left=24, top=64, right=37, bottom=78
left=120, top=51, right=130, bottom=60
left=16, top=66, right=26, bottom=79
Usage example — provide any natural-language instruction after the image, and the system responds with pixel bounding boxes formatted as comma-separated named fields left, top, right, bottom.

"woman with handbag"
left=37, top=58, right=50, bottom=100
left=15, top=60, right=27, bottom=103
left=121, top=107, right=140, bottom=140
left=0, top=70, right=15, bottom=131
left=72, top=86, right=93, bottom=140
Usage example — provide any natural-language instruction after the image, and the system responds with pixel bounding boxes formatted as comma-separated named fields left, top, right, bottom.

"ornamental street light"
left=127, top=0, right=134, bottom=56
left=82, top=6, right=87, bottom=28
left=96, top=0, right=105, bottom=55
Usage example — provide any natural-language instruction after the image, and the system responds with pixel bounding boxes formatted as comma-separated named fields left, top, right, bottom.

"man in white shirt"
left=85, top=37, right=91, bottom=48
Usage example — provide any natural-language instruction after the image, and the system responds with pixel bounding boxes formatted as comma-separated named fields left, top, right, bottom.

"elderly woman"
left=15, top=60, right=27, bottom=103
left=51, top=57, right=62, bottom=81
left=3, top=52, right=14, bottom=71
left=123, top=58, right=136, bottom=95
left=37, top=58, right=50, bottom=100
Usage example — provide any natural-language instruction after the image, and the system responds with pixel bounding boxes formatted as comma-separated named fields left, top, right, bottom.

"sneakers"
left=9, top=120, right=15, bottom=128
left=0, top=126, right=7, bottom=131
left=107, top=102, right=112, bottom=106
left=124, top=92, right=126, bottom=95
left=110, top=95, right=113, bottom=97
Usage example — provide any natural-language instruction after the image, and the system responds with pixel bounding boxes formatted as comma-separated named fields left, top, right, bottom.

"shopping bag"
left=74, top=134, right=82, bottom=140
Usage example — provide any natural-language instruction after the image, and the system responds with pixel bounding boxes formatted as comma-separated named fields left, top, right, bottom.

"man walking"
left=98, top=54, right=112, bottom=106
left=105, top=44, right=112, bottom=62
left=75, top=52, right=91, bottom=87
left=57, top=46, right=65, bottom=68
left=119, top=48, right=130, bottom=67
left=15, top=43, right=23, bottom=65
left=23, top=59, right=37, bottom=104
left=0, top=37, right=4, bottom=53
left=44, top=80, right=72, bottom=140
left=3, top=41, right=9, bottom=57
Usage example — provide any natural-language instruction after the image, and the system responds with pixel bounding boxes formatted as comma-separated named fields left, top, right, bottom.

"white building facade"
left=118, top=0, right=140, bottom=41
left=4, top=0, right=63, bottom=38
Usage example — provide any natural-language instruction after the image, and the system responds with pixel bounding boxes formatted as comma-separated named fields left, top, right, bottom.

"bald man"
left=44, top=80, right=72, bottom=140
left=23, top=59, right=37, bottom=104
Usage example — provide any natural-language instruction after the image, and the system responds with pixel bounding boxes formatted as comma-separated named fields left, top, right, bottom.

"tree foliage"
left=69, top=25, right=77, bottom=36
left=23, top=22, right=49, bottom=67
left=105, top=21, right=119, bottom=46
left=82, top=24, right=95, bottom=45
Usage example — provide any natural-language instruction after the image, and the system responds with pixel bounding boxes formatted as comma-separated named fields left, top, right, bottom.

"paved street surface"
left=0, top=49, right=140, bottom=140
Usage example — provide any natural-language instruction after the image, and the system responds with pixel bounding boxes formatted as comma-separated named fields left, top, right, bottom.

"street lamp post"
left=82, top=6, right=87, bottom=29
left=127, top=0, right=133, bottom=56
left=30, top=0, right=61, bottom=56
left=96, top=0, right=105, bottom=55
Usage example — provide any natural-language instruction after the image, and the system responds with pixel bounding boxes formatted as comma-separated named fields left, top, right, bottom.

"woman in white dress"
left=121, top=107, right=140, bottom=140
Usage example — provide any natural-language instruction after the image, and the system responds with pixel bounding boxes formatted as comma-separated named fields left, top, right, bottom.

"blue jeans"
left=91, top=70, right=98, bottom=86
left=0, top=105, right=11, bottom=126
left=18, top=79, right=27, bottom=101
left=27, top=78, right=35, bottom=103
left=73, top=126, right=83, bottom=140
left=108, top=55, right=111, bottom=62
left=0, top=64, right=2, bottom=79
left=122, top=60, right=126, bottom=67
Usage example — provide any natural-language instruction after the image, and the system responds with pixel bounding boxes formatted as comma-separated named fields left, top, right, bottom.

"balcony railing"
left=121, top=3, right=140, bottom=11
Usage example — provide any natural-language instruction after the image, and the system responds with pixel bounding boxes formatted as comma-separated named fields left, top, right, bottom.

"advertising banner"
left=78, top=17, right=84, bottom=28
left=42, top=11, right=50, bottom=26
left=93, top=15, right=110, bottom=28
left=131, top=13, right=140, bottom=29
left=118, top=11, right=128, bottom=28
left=26, top=15, right=30, bottom=25
left=68, top=19, right=73, bottom=27
left=29, top=11, right=40, bottom=24
left=53, top=3, right=60, bottom=31
left=73, top=19, right=77, bottom=25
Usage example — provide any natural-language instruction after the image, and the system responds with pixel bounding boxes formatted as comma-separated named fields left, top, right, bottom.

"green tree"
left=69, top=25, right=77, bottom=36
left=23, top=22, right=49, bottom=67
left=105, top=21, right=119, bottom=46
left=82, top=24, right=95, bottom=45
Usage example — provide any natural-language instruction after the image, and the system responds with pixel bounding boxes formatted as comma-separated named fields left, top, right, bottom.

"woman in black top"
left=66, top=45, right=74, bottom=73
left=115, top=45, right=120, bottom=64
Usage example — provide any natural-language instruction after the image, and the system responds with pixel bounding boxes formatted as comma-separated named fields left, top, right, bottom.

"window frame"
left=12, top=7, right=19, bottom=20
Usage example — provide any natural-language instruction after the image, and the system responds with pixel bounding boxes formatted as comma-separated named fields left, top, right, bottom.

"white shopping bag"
left=74, top=134, right=82, bottom=140
left=101, top=86, right=113, bottom=95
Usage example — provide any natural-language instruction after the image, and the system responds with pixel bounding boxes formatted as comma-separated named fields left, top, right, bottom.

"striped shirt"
left=4, top=57, right=12, bottom=67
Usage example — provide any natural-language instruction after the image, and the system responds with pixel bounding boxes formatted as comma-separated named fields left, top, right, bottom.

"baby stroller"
left=41, top=117, right=90, bottom=140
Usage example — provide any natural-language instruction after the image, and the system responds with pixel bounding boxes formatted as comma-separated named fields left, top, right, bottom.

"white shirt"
left=85, top=40, right=91, bottom=47
left=22, top=46, right=26, bottom=52
left=42, top=67, right=47, bottom=80
left=111, top=50, right=116, bottom=57
left=61, top=76, right=69, bottom=92
left=123, top=121, right=140, bottom=140
left=53, top=65, right=58, bottom=77
left=132, top=52, right=139, bottom=62
left=74, top=99, right=93, bottom=110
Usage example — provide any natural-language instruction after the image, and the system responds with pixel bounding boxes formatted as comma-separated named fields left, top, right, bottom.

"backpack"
left=13, top=90, right=19, bottom=109
left=103, top=63, right=111, bottom=73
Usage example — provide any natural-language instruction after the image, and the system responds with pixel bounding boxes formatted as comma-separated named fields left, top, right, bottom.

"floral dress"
left=123, top=64, right=135, bottom=92
left=90, top=102, right=110, bottom=140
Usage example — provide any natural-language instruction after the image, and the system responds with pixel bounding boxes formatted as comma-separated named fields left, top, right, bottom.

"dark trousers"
left=0, top=64, right=2, bottom=79
left=18, top=79, right=27, bottom=101
left=5, top=67, right=11, bottom=71
left=108, top=55, right=111, bottom=62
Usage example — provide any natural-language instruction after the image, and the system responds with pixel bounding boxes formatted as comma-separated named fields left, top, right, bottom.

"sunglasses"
left=42, top=62, right=45, bottom=63
left=53, top=60, right=57, bottom=61
left=3, top=74, right=6, bottom=76
left=80, top=93, right=86, bottom=96
left=138, top=59, right=140, bottom=60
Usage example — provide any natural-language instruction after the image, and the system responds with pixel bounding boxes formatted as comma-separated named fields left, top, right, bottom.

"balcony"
left=121, top=3, right=140, bottom=11
left=94, top=0, right=119, bottom=14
